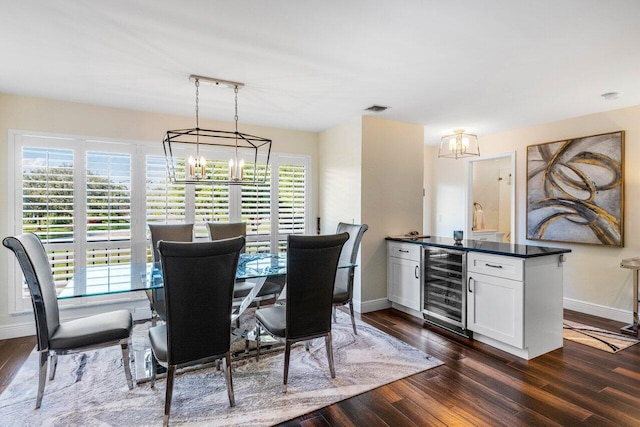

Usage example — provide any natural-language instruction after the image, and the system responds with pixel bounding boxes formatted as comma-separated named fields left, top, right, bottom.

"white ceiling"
left=2, top=0, right=639, bottom=145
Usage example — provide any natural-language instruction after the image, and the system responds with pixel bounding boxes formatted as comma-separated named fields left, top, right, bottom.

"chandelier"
left=438, top=129, right=480, bottom=159
left=163, top=75, right=272, bottom=184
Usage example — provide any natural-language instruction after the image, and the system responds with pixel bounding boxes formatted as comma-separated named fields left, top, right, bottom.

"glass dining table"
left=58, top=253, right=355, bottom=382
left=58, top=253, right=299, bottom=323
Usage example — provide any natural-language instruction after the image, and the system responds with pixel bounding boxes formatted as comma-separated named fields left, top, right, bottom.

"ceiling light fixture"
left=163, top=75, right=272, bottom=185
left=438, top=129, right=480, bottom=159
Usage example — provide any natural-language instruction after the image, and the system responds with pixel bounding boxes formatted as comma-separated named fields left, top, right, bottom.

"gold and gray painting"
left=526, top=131, right=624, bottom=246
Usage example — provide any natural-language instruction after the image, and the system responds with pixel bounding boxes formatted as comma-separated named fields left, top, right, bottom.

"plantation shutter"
left=21, top=146, right=75, bottom=292
left=146, top=155, right=187, bottom=224
left=86, top=151, right=132, bottom=265
left=276, top=163, right=306, bottom=252
left=241, top=163, right=271, bottom=253
left=278, top=163, right=306, bottom=235
left=194, top=160, right=231, bottom=238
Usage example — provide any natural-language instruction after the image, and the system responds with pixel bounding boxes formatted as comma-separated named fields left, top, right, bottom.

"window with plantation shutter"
left=194, top=160, right=231, bottom=238
left=86, top=151, right=132, bottom=265
left=146, top=155, right=187, bottom=225
left=242, top=163, right=271, bottom=253
left=278, top=163, right=306, bottom=235
left=21, top=146, right=75, bottom=293
left=9, top=131, right=310, bottom=312
left=21, top=147, right=75, bottom=242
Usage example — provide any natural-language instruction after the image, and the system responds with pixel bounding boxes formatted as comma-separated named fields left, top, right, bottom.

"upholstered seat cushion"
left=148, top=324, right=168, bottom=362
left=233, top=280, right=256, bottom=299
left=49, top=309, right=132, bottom=350
left=332, top=284, right=349, bottom=303
left=255, top=305, right=286, bottom=337
left=257, top=276, right=285, bottom=298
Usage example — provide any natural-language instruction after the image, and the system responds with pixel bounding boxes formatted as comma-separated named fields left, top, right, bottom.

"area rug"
left=0, top=310, right=442, bottom=426
left=563, top=320, right=640, bottom=353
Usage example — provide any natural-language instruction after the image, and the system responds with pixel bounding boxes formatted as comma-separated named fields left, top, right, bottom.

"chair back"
left=335, top=222, right=368, bottom=299
left=336, top=222, right=368, bottom=264
left=207, top=222, right=246, bottom=253
left=286, top=233, right=349, bottom=340
left=148, top=223, right=194, bottom=262
left=158, top=237, right=244, bottom=365
left=2, top=233, right=59, bottom=351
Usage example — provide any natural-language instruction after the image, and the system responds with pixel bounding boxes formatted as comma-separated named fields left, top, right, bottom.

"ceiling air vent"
left=364, top=105, right=389, bottom=113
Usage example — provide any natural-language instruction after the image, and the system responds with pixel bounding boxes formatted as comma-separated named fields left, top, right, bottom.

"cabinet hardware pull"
left=415, top=265, right=419, bottom=279
left=468, top=276, right=473, bottom=293
left=485, top=263, right=503, bottom=269
left=399, top=249, right=409, bottom=253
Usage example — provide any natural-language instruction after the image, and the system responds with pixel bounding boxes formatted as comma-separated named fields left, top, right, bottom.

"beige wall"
left=430, top=104, right=640, bottom=321
left=423, top=145, right=436, bottom=235
left=318, top=117, right=362, bottom=232
left=318, top=116, right=424, bottom=311
left=0, top=93, right=318, bottom=335
left=361, top=116, right=424, bottom=306
left=318, top=117, right=363, bottom=301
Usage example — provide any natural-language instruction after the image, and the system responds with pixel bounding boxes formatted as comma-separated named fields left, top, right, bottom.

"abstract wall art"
left=526, top=131, right=624, bottom=246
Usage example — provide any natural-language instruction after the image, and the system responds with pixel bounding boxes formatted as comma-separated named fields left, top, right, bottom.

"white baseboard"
left=0, top=321, right=36, bottom=340
left=564, top=297, right=632, bottom=323
left=354, top=297, right=391, bottom=314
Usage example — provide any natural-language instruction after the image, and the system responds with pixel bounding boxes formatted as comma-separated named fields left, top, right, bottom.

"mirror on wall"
left=465, top=152, right=516, bottom=243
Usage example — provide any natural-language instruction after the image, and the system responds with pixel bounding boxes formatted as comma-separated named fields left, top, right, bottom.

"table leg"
left=621, top=268, right=639, bottom=336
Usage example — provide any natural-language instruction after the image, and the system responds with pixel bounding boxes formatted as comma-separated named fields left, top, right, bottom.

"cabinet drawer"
left=467, top=252, right=523, bottom=281
left=388, top=242, right=421, bottom=262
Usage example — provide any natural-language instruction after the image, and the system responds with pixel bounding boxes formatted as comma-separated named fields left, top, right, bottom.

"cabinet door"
left=388, top=256, right=421, bottom=311
left=467, top=272, right=523, bottom=348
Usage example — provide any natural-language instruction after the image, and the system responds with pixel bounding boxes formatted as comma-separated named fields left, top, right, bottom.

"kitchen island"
left=386, top=236, right=571, bottom=359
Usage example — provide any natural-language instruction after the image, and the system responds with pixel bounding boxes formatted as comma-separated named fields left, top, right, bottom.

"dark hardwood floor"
left=1, top=309, right=639, bottom=426
left=281, top=309, right=640, bottom=426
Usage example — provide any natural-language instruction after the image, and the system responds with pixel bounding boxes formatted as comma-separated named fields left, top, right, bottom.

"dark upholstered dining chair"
left=255, top=233, right=348, bottom=392
left=147, top=223, right=194, bottom=324
left=333, top=222, right=368, bottom=334
left=2, top=233, right=134, bottom=409
left=149, top=237, right=244, bottom=427
left=207, top=222, right=285, bottom=302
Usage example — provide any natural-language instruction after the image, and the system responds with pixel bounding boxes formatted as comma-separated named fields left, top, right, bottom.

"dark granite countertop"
left=386, top=236, right=571, bottom=259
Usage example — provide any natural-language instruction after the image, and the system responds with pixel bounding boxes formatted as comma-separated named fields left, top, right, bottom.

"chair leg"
left=325, top=332, right=336, bottom=379
left=223, top=353, right=235, bottom=407
left=36, top=350, right=48, bottom=409
left=256, top=323, right=261, bottom=362
left=283, top=341, right=291, bottom=393
left=332, top=305, right=337, bottom=322
left=150, top=352, right=157, bottom=388
left=349, top=301, right=357, bottom=335
left=48, top=352, right=58, bottom=380
left=120, top=338, right=134, bottom=390
left=305, top=340, right=310, bottom=351
left=163, top=365, right=176, bottom=427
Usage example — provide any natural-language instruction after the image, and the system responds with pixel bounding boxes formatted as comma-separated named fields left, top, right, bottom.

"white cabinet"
left=387, top=241, right=422, bottom=311
left=467, top=251, right=563, bottom=360
left=467, top=267, right=524, bottom=348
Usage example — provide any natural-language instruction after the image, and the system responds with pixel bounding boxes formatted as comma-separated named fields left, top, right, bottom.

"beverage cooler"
left=422, top=246, right=472, bottom=337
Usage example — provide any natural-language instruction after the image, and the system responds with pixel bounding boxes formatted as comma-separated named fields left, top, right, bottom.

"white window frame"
left=7, top=130, right=311, bottom=313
